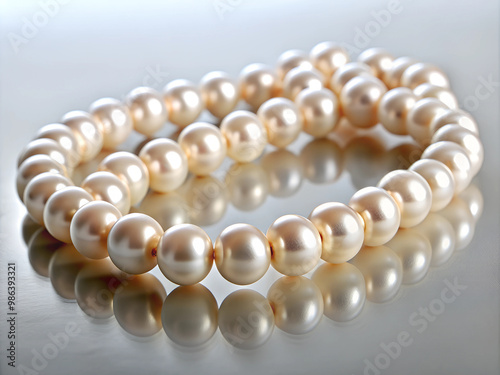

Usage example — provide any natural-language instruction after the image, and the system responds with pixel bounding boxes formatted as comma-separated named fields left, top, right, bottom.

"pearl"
left=383, top=56, right=418, bottom=88
left=17, top=155, right=67, bottom=201
left=178, top=122, right=227, bottom=176
left=107, top=213, right=163, bottom=274
left=340, top=75, right=387, bottom=128
left=386, top=229, right=432, bottom=284
left=267, top=214, right=322, bottom=276
left=138, top=191, right=188, bottom=230
left=257, top=97, right=303, bottom=148
left=299, top=138, right=342, bottom=183
left=309, top=202, right=364, bottom=264
left=98, top=151, right=150, bottom=205
left=409, top=159, right=455, bottom=212
left=218, top=290, right=274, bottom=349
left=414, top=83, right=458, bottom=109
left=239, top=63, right=281, bottom=109
left=414, top=213, right=456, bottom=267
left=23, top=172, right=73, bottom=225
left=401, top=62, right=449, bottom=89
left=89, top=98, right=133, bottom=149
left=377, top=170, right=432, bottom=228
left=157, top=224, right=213, bottom=285
left=439, top=198, right=475, bottom=250
left=357, top=47, right=394, bottom=79
left=43, top=186, right=93, bottom=243
left=183, top=176, right=228, bottom=226
left=429, top=109, right=479, bottom=135
left=61, top=111, right=103, bottom=162
left=276, top=49, right=314, bottom=80
left=225, top=163, right=268, bottom=211
left=200, top=71, right=239, bottom=118
left=17, top=138, right=69, bottom=168
left=125, top=86, right=168, bottom=137
left=113, top=274, right=166, bottom=337
left=261, top=150, right=303, bottom=197
left=220, top=110, right=268, bottom=162
left=310, top=41, right=349, bottom=80
left=349, top=187, right=401, bottom=246
left=459, top=184, right=483, bottom=223
left=161, top=284, right=218, bottom=347
left=295, top=88, right=340, bottom=138
left=378, top=87, right=417, bottom=135
left=431, top=124, right=483, bottom=177
left=214, top=223, right=271, bottom=285
left=81, top=171, right=131, bottom=215
left=36, top=123, right=81, bottom=167
left=330, top=62, right=372, bottom=96
left=350, top=245, right=403, bottom=303
left=163, top=79, right=204, bottom=128
left=70, top=200, right=122, bottom=259
left=138, top=138, right=188, bottom=193
left=267, top=276, right=323, bottom=334
left=421, top=141, right=472, bottom=194
left=406, top=98, right=448, bottom=146
left=312, top=263, right=366, bottom=322
left=282, top=67, right=324, bottom=100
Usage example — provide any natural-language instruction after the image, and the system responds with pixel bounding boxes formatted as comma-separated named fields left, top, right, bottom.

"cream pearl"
left=421, top=141, right=472, bottom=194
left=383, top=56, right=418, bottom=89
left=330, top=62, right=372, bottom=96
left=43, top=186, right=93, bottom=243
left=310, top=41, right=349, bottom=80
left=17, top=138, right=69, bottom=168
left=90, top=98, right=133, bottom=149
left=377, top=170, right=433, bottom=228
left=139, top=191, right=188, bottom=230
left=267, top=214, right=322, bottom=276
left=200, top=71, right=239, bottom=118
left=276, top=49, right=314, bottom=80
left=61, top=110, right=103, bottom=162
left=81, top=171, right=131, bottom=215
left=386, top=229, right=432, bottom=284
left=295, top=88, right=340, bottom=138
left=340, top=75, right=387, bottom=128
left=409, top=159, right=456, bottom=212
left=350, top=245, right=403, bottom=303
left=163, top=79, right=204, bottom=128
left=459, top=184, right=483, bottom=223
left=157, top=224, right=213, bottom=286
left=23, top=172, right=73, bottom=225
left=378, top=87, right=417, bottom=135
left=178, top=122, right=227, bottom=176
left=161, top=284, right=218, bottom=347
left=17, top=155, right=67, bottom=201
left=261, top=149, right=303, bottom=197
left=125, top=86, right=167, bottom=137
left=414, top=213, right=456, bottom=267
left=312, top=263, right=366, bottom=322
left=257, top=97, right=302, bottom=148
left=267, top=276, right=323, bottom=334
left=282, top=67, right=324, bottom=100
left=414, top=83, right=458, bottom=109
left=36, top=123, right=81, bottom=168
left=225, top=163, right=268, bottom=211
left=239, top=63, right=281, bottom=109
left=138, top=138, right=188, bottom=193
left=431, top=124, right=483, bottom=176
left=70, top=200, right=122, bottom=259
left=300, top=138, right=342, bottom=184
left=183, top=176, right=228, bottom=226
left=406, top=98, right=448, bottom=146
left=107, top=213, right=162, bottom=274
left=349, top=187, right=401, bottom=246
left=218, top=290, right=274, bottom=349
left=309, top=202, right=364, bottom=264
left=401, top=62, right=449, bottom=89
left=357, top=47, right=394, bottom=79
left=429, top=109, right=479, bottom=135
left=215, top=223, right=271, bottom=285
left=98, top=151, right=150, bottom=205
left=220, top=110, right=268, bottom=162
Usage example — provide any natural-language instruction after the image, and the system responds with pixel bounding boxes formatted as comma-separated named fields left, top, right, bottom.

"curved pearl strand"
left=17, top=44, right=484, bottom=287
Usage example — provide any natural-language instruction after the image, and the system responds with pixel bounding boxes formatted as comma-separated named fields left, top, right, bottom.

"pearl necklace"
left=17, top=44, right=483, bottom=287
